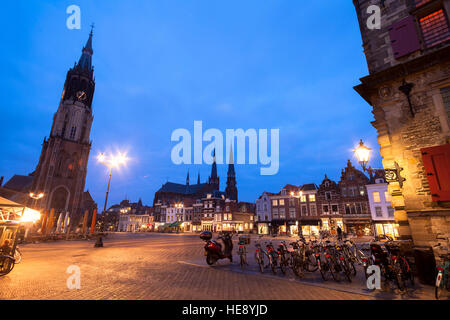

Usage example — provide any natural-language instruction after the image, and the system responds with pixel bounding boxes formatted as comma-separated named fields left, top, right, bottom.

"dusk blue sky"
left=0, top=1, right=382, bottom=207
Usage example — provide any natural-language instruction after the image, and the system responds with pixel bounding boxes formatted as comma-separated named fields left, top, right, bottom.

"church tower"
left=225, top=145, right=238, bottom=201
left=30, top=29, right=96, bottom=222
left=208, top=149, right=220, bottom=190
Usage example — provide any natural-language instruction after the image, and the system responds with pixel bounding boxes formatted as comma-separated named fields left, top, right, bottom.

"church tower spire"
left=197, top=172, right=200, bottom=185
left=208, top=148, right=219, bottom=190
left=186, top=170, right=190, bottom=186
left=76, top=25, right=94, bottom=72
left=225, top=144, right=238, bottom=201
left=30, top=30, right=96, bottom=227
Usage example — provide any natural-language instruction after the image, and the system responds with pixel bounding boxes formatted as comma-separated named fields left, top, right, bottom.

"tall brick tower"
left=30, top=29, right=96, bottom=222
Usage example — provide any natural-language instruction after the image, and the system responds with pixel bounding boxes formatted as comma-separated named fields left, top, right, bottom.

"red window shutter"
left=388, top=16, right=421, bottom=59
left=421, top=144, right=450, bottom=201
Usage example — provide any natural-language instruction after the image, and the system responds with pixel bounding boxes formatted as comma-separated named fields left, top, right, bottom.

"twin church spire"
left=186, top=146, right=238, bottom=201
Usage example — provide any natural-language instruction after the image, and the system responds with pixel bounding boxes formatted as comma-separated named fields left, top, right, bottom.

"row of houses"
left=112, top=160, right=398, bottom=239
left=256, top=160, right=398, bottom=239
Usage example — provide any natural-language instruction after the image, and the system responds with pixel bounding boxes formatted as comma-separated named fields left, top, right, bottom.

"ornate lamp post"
left=353, top=139, right=406, bottom=187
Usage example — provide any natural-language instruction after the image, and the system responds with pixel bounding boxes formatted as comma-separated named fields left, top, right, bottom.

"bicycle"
left=343, top=239, right=366, bottom=265
left=384, top=236, right=414, bottom=290
left=254, top=235, right=265, bottom=273
left=264, top=241, right=278, bottom=275
left=299, top=237, right=319, bottom=272
left=238, top=240, right=248, bottom=270
left=289, top=240, right=306, bottom=278
left=368, top=236, right=409, bottom=293
left=277, top=241, right=290, bottom=275
left=324, top=241, right=342, bottom=282
left=335, top=242, right=354, bottom=282
left=434, top=236, right=450, bottom=300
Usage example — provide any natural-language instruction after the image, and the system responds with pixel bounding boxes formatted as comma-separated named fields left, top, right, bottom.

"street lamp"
left=29, top=192, right=45, bottom=207
left=353, top=139, right=406, bottom=187
left=97, top=152, right=128, bottom=229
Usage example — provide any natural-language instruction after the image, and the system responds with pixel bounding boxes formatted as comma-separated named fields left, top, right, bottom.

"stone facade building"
left=353, top=0, right=450, bottom=248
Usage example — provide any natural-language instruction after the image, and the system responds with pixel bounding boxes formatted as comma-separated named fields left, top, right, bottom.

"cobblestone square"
left=0, top=233, right=439, bottom=300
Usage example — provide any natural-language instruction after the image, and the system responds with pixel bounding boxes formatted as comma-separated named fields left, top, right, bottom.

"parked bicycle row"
left=200, top=231, right=449, bottom=299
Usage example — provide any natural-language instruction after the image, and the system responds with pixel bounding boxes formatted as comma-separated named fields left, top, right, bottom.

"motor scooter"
left=200, top=231, right=233, bottom=265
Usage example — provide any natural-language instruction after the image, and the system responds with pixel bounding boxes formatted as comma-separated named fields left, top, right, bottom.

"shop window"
left=421, top=144, right=450, bottom=201
left=419, top=10, right=450, bottom=48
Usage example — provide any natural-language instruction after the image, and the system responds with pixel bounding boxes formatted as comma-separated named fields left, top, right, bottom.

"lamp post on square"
left=97, top=152, right=128, bottom=232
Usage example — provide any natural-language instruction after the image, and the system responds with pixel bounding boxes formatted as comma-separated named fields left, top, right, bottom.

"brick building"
left=353, top=0, right=450, bottom=248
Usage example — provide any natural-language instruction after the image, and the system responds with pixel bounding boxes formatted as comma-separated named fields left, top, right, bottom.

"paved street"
left=0, top=233, right=438, bottom=300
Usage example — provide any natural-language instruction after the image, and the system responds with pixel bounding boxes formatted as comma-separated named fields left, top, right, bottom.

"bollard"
left=94, top=235, right=103, bottom=248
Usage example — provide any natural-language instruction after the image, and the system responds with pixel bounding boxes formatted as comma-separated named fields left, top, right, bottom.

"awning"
left=169, top=221, right=183, bottom=227
left=0, top=196, right=27, bottom=222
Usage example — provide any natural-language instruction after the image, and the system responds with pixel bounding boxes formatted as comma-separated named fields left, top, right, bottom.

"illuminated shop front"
left=374, top=222, right=399, bottom=239
left=344, top=219, right=373, bottom=236
left=301, top=225, right=320, bottom=237
left=257, top=223, right=270, bottom=235
left=320, top=218, right=343, bottom=234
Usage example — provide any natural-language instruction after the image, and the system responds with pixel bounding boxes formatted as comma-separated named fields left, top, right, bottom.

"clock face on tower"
left=76, top=91, right=87, bottom=101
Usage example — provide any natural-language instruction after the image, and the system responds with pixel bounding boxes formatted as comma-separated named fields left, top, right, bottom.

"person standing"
left=337, top=226, right=343, bottom=241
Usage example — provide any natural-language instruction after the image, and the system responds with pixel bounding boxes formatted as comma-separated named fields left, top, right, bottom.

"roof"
left=157, top=182, right=209, bottom=195
left=300, top=183, right=318, bottom=191
left=3, top=175, right=34, bottom=193
left=282, top=184, right=299, bottom=190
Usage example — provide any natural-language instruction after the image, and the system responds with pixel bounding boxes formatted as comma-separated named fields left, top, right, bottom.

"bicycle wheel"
left=396, top=271, right=406, bottom=293
left=318, top=261, right=328, bottom=281
left=306, top=254, right=318, bottom=272
left=349, top=260, right=357, bottom=277
left=258, top=257, right=264, bottom=273
left=270, top=256, right=277, bottom=275
left=342, top=261, right=352, bottom=283
left=329, top=259, right=341, bottom=282
left=435, top=283, right=443, bottom=300
left=0, top=256, right=15, bottom=276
